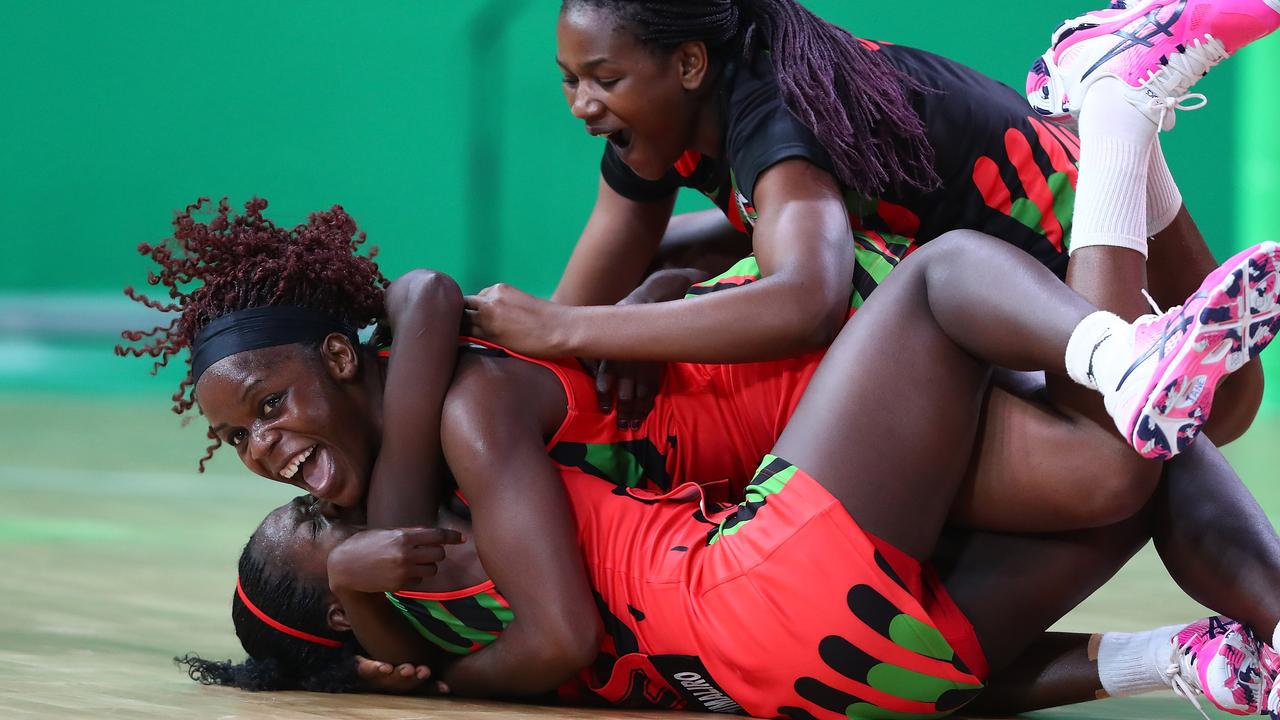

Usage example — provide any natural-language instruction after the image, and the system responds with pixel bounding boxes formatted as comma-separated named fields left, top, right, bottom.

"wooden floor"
left=2, top=392, right=1276, bottom=719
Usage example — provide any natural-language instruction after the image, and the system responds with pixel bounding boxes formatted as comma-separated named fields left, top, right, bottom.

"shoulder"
left=442, top=353, right=566, bottom=456
left=722, top=53, right=835, bottom=202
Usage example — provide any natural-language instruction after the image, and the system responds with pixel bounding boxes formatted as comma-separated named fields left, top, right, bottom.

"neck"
left=689, top=76, right=725, bottom=159
left=366, top=350, right=389, bottom=454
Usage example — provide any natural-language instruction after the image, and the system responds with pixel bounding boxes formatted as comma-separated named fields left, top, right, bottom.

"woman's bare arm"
left=436, top=361, right=602, bottom=697
left=468, top=159, right=856, bottom=363
left=553, top=177, right=675, bottom=306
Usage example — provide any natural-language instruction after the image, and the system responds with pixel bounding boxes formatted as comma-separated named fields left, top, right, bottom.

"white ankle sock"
left=1071, top=79, right=1159, bottom=257
left=1064, top=310, right=1129, bottom=390
left=1147, top=139, right=1183, bottom=236
left=1097, top=625, right=1181, bottom=697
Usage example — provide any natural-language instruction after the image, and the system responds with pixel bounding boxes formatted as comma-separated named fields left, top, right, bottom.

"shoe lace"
left=1138, top=34, right=1228, bottom=130
left=1140, top=288, right=1164, bottom=315
left=1163, top=659, right=1213, bottom=720
left=1165, top=637, right=1214, bottom=720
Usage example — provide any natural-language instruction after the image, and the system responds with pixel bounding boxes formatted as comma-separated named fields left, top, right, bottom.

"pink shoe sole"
left=1129, top=242, right=1280, bottom=459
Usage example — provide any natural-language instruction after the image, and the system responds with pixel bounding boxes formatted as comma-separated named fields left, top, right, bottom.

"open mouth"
left=279, top=445, right=339, bottom=500
left=280, top=445, right=315, bottom=481
left=607, top=129, right=632, bottom=150
left=300, top=446, right=338, bottom=500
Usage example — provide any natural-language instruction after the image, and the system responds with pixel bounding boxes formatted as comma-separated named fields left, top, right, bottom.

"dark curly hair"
left=177, top=523, right=362, bottom=693
left=563, top=0, right=939, bottom=197
left=116, top=197, right=388, bottom=468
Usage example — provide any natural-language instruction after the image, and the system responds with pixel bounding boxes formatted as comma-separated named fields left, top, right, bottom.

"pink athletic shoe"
left=1102, top=242, right=1280, bottom=459
left=1026, top=0, right=1280, bottom=128
left=1166, top=618, right=1265, bottom=715
left=1262, top=644, right=1280, bottom=718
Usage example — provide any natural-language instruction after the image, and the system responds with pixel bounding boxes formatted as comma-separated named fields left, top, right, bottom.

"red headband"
left=235, top=577, right=343, bottom=649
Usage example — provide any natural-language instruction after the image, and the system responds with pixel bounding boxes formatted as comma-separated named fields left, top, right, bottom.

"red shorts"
left=569, top=456, right=988, bottom=719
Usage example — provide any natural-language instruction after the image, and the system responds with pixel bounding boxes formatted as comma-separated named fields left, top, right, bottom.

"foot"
left=1262, top=643, right=1280, bottom=718
left=1101, top=242, right=1280, bottom=459
left=1026, top=0, right=1280, bottom=128
left=1165, top=617, right=1265, bottom=716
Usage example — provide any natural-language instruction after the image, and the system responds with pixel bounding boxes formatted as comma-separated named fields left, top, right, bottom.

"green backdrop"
left=1, top=1, right=1275, bottom=400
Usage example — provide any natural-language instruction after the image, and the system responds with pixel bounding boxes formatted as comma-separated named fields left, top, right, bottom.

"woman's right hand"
left=592, top=269, right=707, bottom=425
left=327, top=527, right=465, bottom=594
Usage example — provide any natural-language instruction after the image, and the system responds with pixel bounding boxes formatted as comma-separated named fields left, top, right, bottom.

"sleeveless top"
left=387, top=339, right=820, bottom=665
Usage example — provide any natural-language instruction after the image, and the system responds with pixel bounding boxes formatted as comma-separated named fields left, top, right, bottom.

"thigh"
left=935, top=511, right=1152, bottom=675
left=953, top=384, right=1160, bottom=532
left=769, top=259, right=990, bottom=561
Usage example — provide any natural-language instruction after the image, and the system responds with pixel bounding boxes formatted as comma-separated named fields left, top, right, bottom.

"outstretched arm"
left=468, top=159, right=856, bottom=363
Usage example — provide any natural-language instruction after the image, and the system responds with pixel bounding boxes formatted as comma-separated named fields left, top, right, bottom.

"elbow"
left=784, top=287, right=847, bottom=353
left=400, top=269, right=464, bottom=313
left=404, top=267, right=465, bottom=298
left=809, top=301, right=846, bottom=348
left=534, top=617, right=601, bottom=681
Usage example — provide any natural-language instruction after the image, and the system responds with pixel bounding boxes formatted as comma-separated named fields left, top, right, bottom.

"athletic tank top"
left=388, top=339, right=821, bottom=664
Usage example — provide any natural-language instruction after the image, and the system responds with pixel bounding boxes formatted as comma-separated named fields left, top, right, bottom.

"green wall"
left=1, top=1, right=1254, bottom=299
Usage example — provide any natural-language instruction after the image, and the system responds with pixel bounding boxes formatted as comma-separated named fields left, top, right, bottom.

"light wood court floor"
left=3, top=394, right=1277, bottom=719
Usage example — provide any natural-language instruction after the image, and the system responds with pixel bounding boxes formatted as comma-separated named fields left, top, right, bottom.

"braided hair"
left=177, top=526, right=362, bottom=692
left=563, top=0, right=939, bottom=196
left=116, top=198, right=388, bottom=468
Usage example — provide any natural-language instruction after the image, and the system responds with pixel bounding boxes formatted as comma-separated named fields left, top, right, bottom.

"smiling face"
left=194, top=336, right=381, bottom=508
left=556, top=3, right=711, bottom=180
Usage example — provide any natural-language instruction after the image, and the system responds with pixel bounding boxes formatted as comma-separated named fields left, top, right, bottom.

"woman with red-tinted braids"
left=121, top=195, right=1280, bottom=716
left=461, top=0, right=1272, bottom=524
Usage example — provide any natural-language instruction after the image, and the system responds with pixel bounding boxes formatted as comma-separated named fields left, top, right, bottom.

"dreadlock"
left=177, top=522, right=362, bottom=693
left=116, top=198, right=388, bottom=469
left=563, top=0, right=940, bottom=196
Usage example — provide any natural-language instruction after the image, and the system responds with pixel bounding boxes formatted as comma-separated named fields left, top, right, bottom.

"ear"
left=327, top=600, right=351, bottom=633
left=676, top=41, right=710, bottom=91
left=320, top=333, right=361, bottom=382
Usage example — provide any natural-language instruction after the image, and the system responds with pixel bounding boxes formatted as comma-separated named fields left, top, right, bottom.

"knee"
left=917, top=231, right=989, bottom=262
left=910, top=231, right=1010, bottom=282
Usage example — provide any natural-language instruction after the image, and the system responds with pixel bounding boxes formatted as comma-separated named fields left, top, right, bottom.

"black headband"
left=191, top=306, right=359, bottom=382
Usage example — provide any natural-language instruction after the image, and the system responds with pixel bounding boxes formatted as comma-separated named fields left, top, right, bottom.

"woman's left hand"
left=464, top=284, right=573, bottom=357
left=354, top=655, right=449, bottom=695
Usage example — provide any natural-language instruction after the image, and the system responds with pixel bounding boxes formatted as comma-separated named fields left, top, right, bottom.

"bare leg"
left=935, top=510, right=1150, bottom=676
left=1061, top=205, right=1266, bottom=444
left=965, top=632, right=1106, bottom=714
left=966, top=376, right=1280, bottom=641
left=954, top=381, right=1158, bottom=531
left=1154, top=437, right=1280, bottom=638
left=1148, top=206, right=1265, bottom=443
left=769, top=231, right=1095, bottom=559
